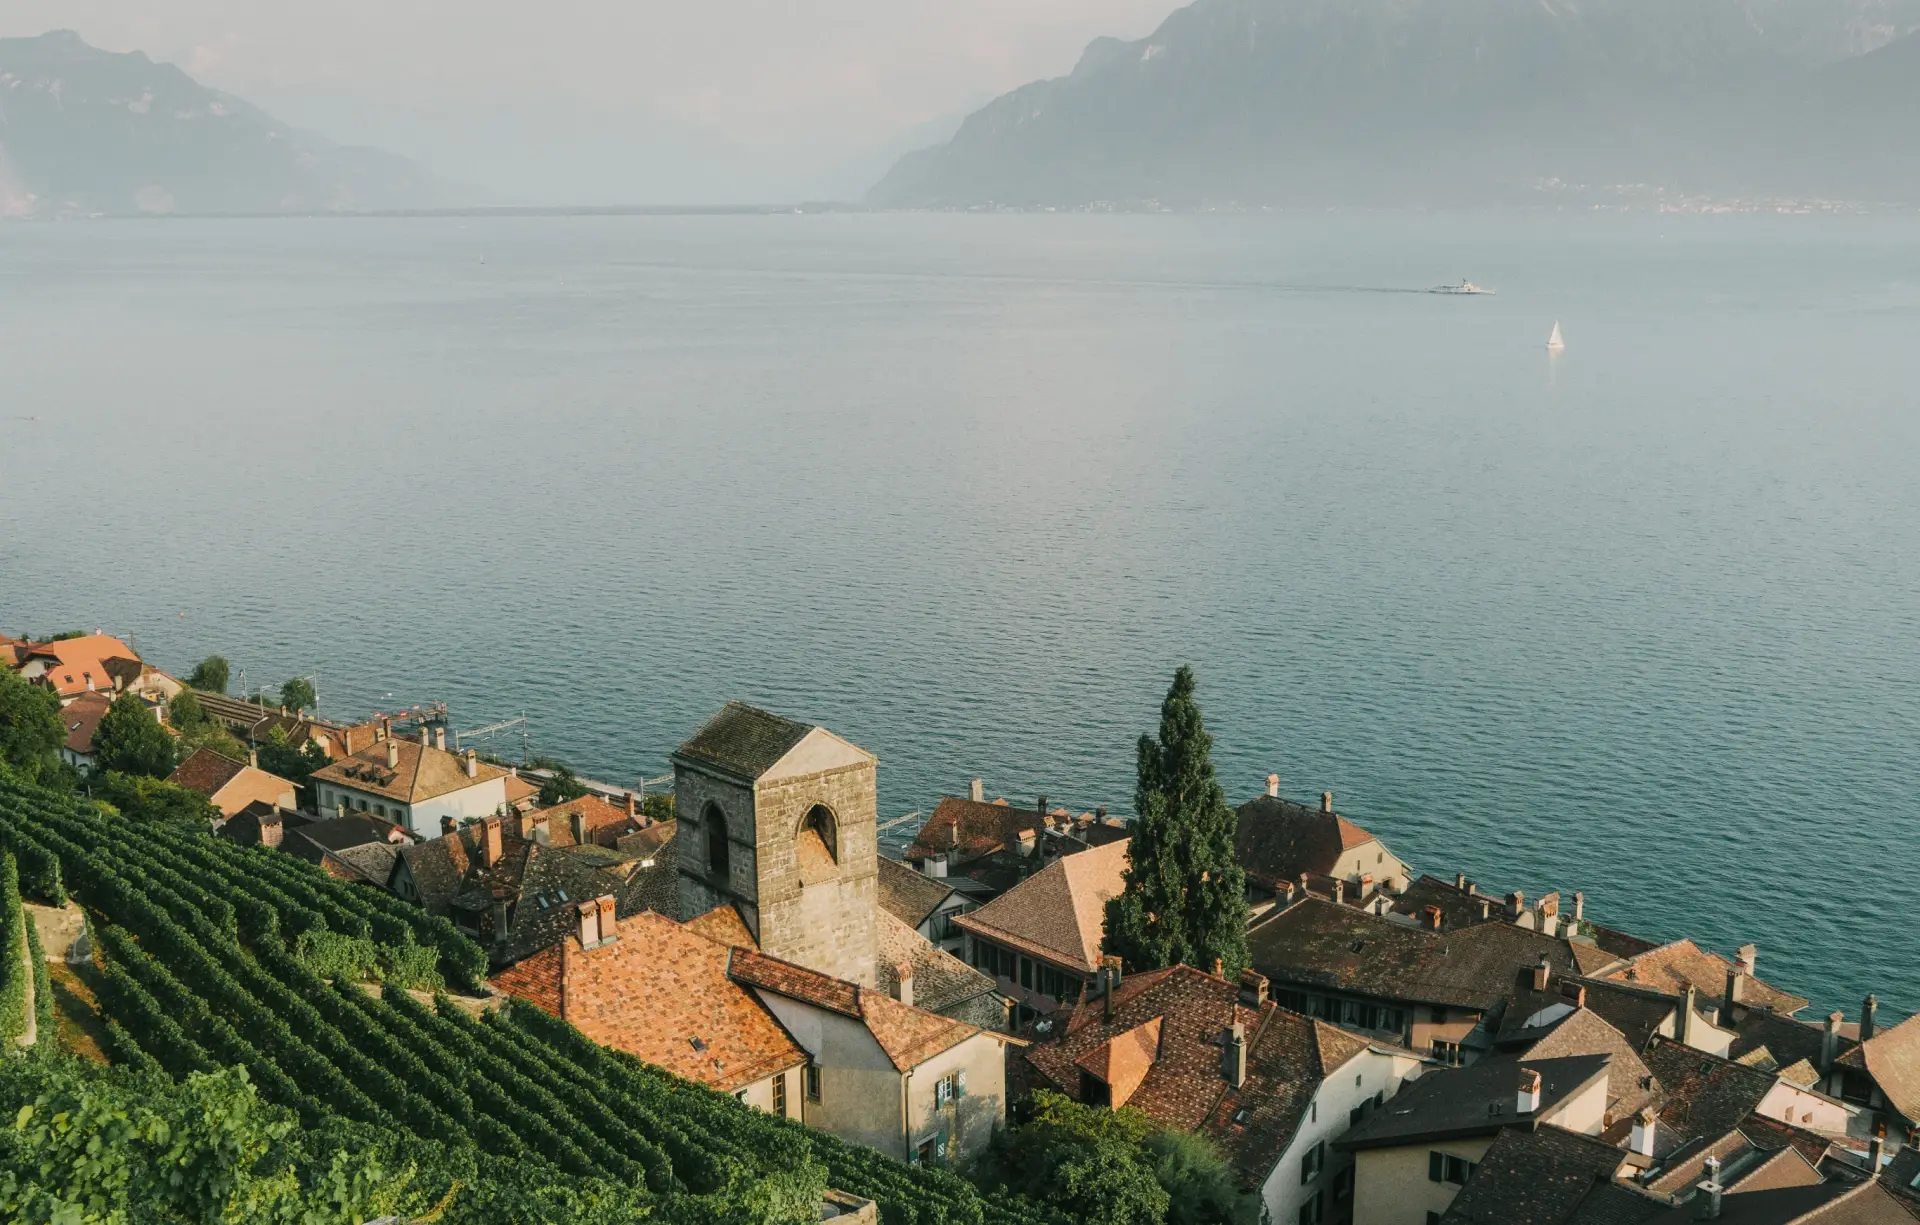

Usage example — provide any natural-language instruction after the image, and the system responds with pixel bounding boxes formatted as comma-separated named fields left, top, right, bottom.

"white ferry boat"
left=1429, top=279, right=1496, bottom=295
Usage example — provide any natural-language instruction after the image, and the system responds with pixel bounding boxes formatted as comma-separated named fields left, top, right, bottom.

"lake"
left=2, top=210, right=1915, bottom=1019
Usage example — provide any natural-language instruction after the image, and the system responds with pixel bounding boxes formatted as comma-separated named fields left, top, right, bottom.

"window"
left=704, top=804, right=730, bottom=880
left=1020, top=957, right=1033, bottom=990
left=805, top=1064, right=821, bottom=1103
left=1429, top=1006, right=1447, bottom=1024
left=1300, top=1141, right=1325, bottom=1185
left=1428, top=1152, right=1476, bottom=1185
left=1333, top=1166, right=1354, bottom=1201
left=734, top=1089, right=747, bottom=1103
left=1431, top=1040, right=1465, bottom=1067
left=934, top=1071, right=965, bottom=1108
left=773, top=1073, right=787, bottom=1117
left=1296, top=1190, right=1323, bottom=1225
left=802, top=804, right=838, bottom=862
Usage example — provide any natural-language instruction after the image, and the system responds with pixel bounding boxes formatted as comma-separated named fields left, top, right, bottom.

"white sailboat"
left=1546, top=321, right=1565, bottom=351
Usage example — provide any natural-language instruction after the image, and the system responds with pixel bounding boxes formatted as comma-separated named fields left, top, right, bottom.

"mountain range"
left=0, top=31, right=443, bottom=217
left=870, top=0, right=1920, bottom=208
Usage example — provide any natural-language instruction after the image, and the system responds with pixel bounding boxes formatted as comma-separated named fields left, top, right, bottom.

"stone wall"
left=674, top=767, right=763, bottom=937
left=753, top=763, right=878, bottom=986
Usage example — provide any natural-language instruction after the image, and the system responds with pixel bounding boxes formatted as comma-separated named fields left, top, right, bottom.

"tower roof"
left=675, top=702, right=816, bottom=781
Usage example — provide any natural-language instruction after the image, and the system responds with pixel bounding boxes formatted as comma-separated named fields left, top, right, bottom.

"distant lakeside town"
left=0, top=625, right=1914, bottom=1225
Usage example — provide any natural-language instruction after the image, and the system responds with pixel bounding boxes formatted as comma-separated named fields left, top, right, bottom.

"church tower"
left=672, top=702, right=878, bottom=985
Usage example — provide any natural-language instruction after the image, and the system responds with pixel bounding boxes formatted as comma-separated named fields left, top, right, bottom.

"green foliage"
left=294, top=929, right=381, bottom=983
left=166, top=688, right=208, bottom=732
left=642, top=792, right=676, bottom=823
left=278, top=677, right=316, bottom=713
left=978, top=1091, right=1169, bottom=1225
left=0, top=855, right=25, bottom=1052
left=168, top=690, right=251, bottom=763
left=1143, top=1131, right=1258, bottom=1225
left=1103, top=667, right=1250, bottom=980
left=92, top=695, right=176, bottom=780
left=538, top=765, right=589, bottom=807
left=256, top=728, right=328, bottom=792
left=185, top=655, right=230, bottom=694
left=89, top=773, right=217, bottom=825
left=0, top=671, right=64, bottom=786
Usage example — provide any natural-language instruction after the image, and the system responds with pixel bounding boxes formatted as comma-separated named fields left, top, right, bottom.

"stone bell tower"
left=672, top=701, right=878, bottom=985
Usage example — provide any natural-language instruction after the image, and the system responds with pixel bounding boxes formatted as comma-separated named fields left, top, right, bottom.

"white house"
left=309, top=724, right=508, bottom=835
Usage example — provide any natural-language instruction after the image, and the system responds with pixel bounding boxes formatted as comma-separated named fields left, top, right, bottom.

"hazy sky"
left=0, top=0, right=1179, bottom=202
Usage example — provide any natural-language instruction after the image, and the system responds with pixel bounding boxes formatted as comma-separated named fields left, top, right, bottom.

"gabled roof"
left=1390, top=874, right=1512, bottom=930
left=951, top=839, right=1129, bottom=974
left=1436, top=1124, right=1638, bottom=1225
left=728, top=947, right=985, bottom=1072
left=1248, top=897, right=1582, bottom=1012
left=311, top=737, right=508, bottom=804
left=523, top=794, right=645, bottom=850
left=906, top=796, right=1038, bottom=864
left=326, top=841, right=401, bottom=887
left=1601, top=940, right=1808, bottom=1017
left=168, top=747, right=248, bottom=797
left=1525, top=1008, right=1661, bottom=1120
left=876, top=856, right=957, bottom=929
left=1572, top=978, right=1686, bottom=1052
left=1837, top=1011, right=1920, bottom=1125
left=60, top=690, right=112, bottom=755
left=1633, top=1038, right=1780, bottom=1153
left=1634, top=1180, right=1920, bottom=1225
left=674, top=702, right=873, bottom=783
left=497, top=844, right=635, bottom=965
left=874, top=910, right=998, bottom=1019
left=685, top=903, right=756, bottom=948
left=1234, top=794, right=1382, bottom=890
left=21, top=634, right=140, bottom=697
left=1338, top=1055, right=1612, bottom=1150
left=1729, top=1009, right=1839, bottom=1075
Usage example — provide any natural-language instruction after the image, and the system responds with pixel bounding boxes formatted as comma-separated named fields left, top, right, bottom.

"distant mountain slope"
left=0, top=30, right=445, bottom=216
left=870, top=0, right=1920, bottom=207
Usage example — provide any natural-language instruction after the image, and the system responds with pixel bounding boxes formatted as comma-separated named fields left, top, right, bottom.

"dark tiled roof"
left=287, top=813, right=407, bottom=855
left=906, top=797, right=1041, bottom=865
left=876, top=856, right=956, bottom=929
left=1525, top=1008, right=1661, bottom=1121
left=1588, top=924, right=1661, bottom=963
left=1564, top=1182, right=1668, bottom=1225
left=1247, top=897, right=1582, bottom=1012
left=1390, top=875, right=1510, bottom=930
left=1338, top=1055, right=1611, bottom=1150
left=1635, top=1181, right=1920, bottom=1225
left=1573, top=979, right=1684, bottom=1053
left=673, top=702, right=813, bottom=781
left=328, top=841, right=400, bottom=886
left=499, top=845, right=633, bottom=966
left=611, top=839, right=679, bottom=920
left=1727, top=1009, right=1835, bottom=1073
left=61, top=690, right=112, bottom=755
left=874, top=911, right=997, bottom=1020
left=1437, top=1124, right=1639, bottom=1225
left=1234, top=795, right=1381, bottom=890
left=1601, top=941, right=1808, bottom=1017
left=1636, top=1038, right=1778, bottom=1151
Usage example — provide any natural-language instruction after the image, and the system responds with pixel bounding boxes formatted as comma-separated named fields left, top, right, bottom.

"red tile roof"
left=60, top=690, right=112, bottom=755
left=951, top=839, right=1129, bottom=974
left=1601, top=940, right=1809, bottom=1016
left=167, top=747, right=247, bottom=797
left=728, top=948, right=986, bottom=1072
left=311, top=737, right=508, bottom=804
left=21, top=634, right=141, bottom=698
left=1234, top=795, right=1381, bottom=891
left=520, top=794, right=643, bottom=849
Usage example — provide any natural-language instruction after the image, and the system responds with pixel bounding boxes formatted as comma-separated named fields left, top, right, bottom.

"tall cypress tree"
left=1103, top=667, right=1251, bottom=979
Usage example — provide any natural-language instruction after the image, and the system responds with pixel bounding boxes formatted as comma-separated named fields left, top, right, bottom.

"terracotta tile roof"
left=60, top=690, right=112, bottom=755
left=1727, top=1010, right=1836, bottom=1074
left=877, top=856, right=956, bottom=930
left=523, top=794, right=644, bottom=850
left=1436, top=1124, right=1641, bottom=1225
left=168, top=747, right=248, bottom=797
left=1234, top=795, right=1380, bottom=890
left=685, top=903, right=757, bottom=948
left=906, top=796, right=1042, bottom=865
left=503, top=774, right=538, bottom=807
left=1601, top=941, right=1808, bottom=1017
left=1845, top=1011, right=1920, bottom=1126
left=311, top=737, right=508, bottom=804
left=22, top=634, right=140, bottom=698
left=950, top=839, right=1129, bottom=974
left=168, top=750, right=298, bottom=818
left=1248, top=896, right=1583, bottom=1012
left=1076, top=1016, right=1163, bottom=1108
left=492, top=908, right=806, bottom=1093
left=673, top=702, right=814, bottom=781
left=728, top=947, right=984, bottom=1072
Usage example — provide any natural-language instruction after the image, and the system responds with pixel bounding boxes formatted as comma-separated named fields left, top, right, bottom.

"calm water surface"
left=2, top=212, right=1915, bottom=1019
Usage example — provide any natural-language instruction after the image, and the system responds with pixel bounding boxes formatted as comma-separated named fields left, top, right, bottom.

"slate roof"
left=1022, top=964, right=1372, bottom=1188
left=610, top=834, right=680, bottom=919
left=1835, top=1011, right=1920, bottom=1126
left=728, top=947, right=986, bottom=1072
left=673, top=702, right=814, bottom=781
left=1390, top=874, right=1511, bottom=930
left=1728, top=1010, right=1839, bottom=1074
left=874, top=910, right=998, bottom=1020
left=492, top=908, right=807, bottom=1093
left=1525, top=1008, right=1661, bottom=1121
left=1436, top=1124, right=1639, bottom=1225
left=1601, top=941, right=1808, bottom=1017
left=497, top=845, right=635, bottom=966
left=1573, top=978, right=1686, bottom=1053
left=1247, top=897, right=1583, bottom=1013
left=951, top=839, right=1130, bottom=974
left=60, top=690, right=112, bottom=755
left=1635, top=1181, right=1920, bottom=1225
left=286, top=812, right=407, bottom=855
left=311, top=738, right=508, bottom=804
left=1338, top=1054, right=1611, bottom=1150
left=327, top=841, right=400, bottom=887
left=876, top=856, right=957, bottom=930
left=1234, top=794, right=1381, bottom=891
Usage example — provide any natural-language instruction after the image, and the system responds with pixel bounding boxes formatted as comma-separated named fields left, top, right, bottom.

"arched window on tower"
left=797, top=803, right=838, bottom=869
left=705, top=803, right=730, bottom=880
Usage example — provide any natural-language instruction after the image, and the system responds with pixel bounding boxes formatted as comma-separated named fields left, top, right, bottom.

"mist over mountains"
left=870, top=0, right=1920, bottom=208
left=0, top=31, right=443, bottom=216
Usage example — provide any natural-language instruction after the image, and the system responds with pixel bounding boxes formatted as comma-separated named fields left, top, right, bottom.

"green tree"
left=91, top=772, right=219, bottom=824
left=975, top=1091, right=1170, bottom=1225
left=92, top=694, right=177, bottom=779
left=1104, top=666, right=1251, bottom=980
left=1144, top=1130, right=1260, bottom=1225
left=538, top=765, right=589, bottom=807
left=0, top=669, right=64, bottom=783
left=258, top=726, right=329, bottom=805
left=279, top=676, right=316, bottom=713
left=185, top=655, right=230, bottom=694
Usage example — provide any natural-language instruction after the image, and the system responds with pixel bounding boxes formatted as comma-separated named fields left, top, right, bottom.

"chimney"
left=1573, top=891, right=1585, bottom=922
left=380, top=717, right=392, bottom=741
left=1017, top=828, right=1037, bottom=857
left=1868, top=1129, right=1885, bottom=1179
left=927, top=852, right=948, bottom=878
left=626, top=792, right=638, bottom=820
left=969, top=778, right=984, bottom=802
left=259, top=812, right=283, bottom=850
left=1721, top=968, right=1743, bottom=1026
left=1240, top=969, right=1270, bottom=1007
left=1517, top=1068, right=1542, bottom=1115
left=1266, top=774, right=1280, bottom=798
left=1466, top=882, right=1478, bottom=895
left=1532, top=954, right=1552, bottom=992
left=1102, top=955, right=1123, bottom=1021
left=1321, top=791, right=1333, bottom=814
left=1224, top=1022, right=1248, bottom=1088
left=1735, top=944, right=1757, bottom=978
left=1863, top=994, right=1879, bottom=1042
left=528, top=815, right=550, bottom=846
left=576, top=899, right=602, bottom=948
left=1455, top=873, right=1467, bottom=890
left=1508, top=890, right=1525, bottom=918
left=1630, top=1108, right=1657, bottom=1157
left=1212, top=957, right=1225, bottom=978
left=571, top=810, right=587, bottom=846
left=464, top=749, right=478, bottom=778
left=1822, top=1011, right=1843, bottom=1074
left=481, top=817, right=503, bottom=867
left=1477, top=898, right=1493, bottom=921
left=492, top=900, right=509, bottom=947
left=433, top=726, right=446, bottom=751
left=1563, top=984, right=1588, bottom=1008
left=441, top=815, right=456, bottom=837
left=1332, top=879, right=1346, bottom=906
left=1679, top=984, right=1697, bottom=1047
left=1424, top=905, right=1444, bottom=930
left=893, top=961, right=915, bottom=1008
left=248, top=748, right=259, bottom=769
left=1696, top=1160, right=1724, bottom=1220
left=336, top=799, right=347, bottom=820
left=386, top=740, right=400, bottom=769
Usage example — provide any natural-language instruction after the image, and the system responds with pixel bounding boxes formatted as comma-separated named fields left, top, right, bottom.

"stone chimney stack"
left=418, top=727, right=429, bottom=747
left=1735, top=944, right=1757, bottom=978
left=576, top=898, right=602, bottom=948
left=1532, top=954, right=1552, bottom=992
left=1240, top=969, right=1270, bottom=1007
left=1863, top=994, right=1879, bottom=1042
left=1868, top=1129, right=1886, bottom=1179
left=1266, top=774, right=1280, bottom=798
left=1517, top=1068, right=1542, bottom=1115
left=893, top=961, right=915, bottom=1008
left=1224, top=1022, right=1248, bottom=1089
left=482, top=817, right=503, bottom=868
left=1679, top=985, right=1698, bottom=1047
left=1697, top=1158, right=1724, bottom=1220
left=1477, top=898, right=1493, bottom=921
left=1321, top=791, right=1333, bottom=814
left=386, top=740, right=400, bottom=769
left=1508, top=890, right=1525, bottom=919
left=433, top=725, right=446, bottom=751
left=1102, top=955, right=1122, bottom=1021
left=1573, top=891, right=1585, bottom=922
left=259, top=812, right=283, bottom=849
left=969, top=778, right=984, bottom=803
left=1455, top=873, right=1468, bottom=890
left=1332, top=879, right=1346, bottom=906
left=626, top=792, right=638, bottom=821
left=1822, top=1011, right=1844, bottom=1074
left=527, top=814, right=550, bottom=846
left=571, top=809, right=588, bottom=846
left=464, top=749, right=478, bottom=778
left=1630, top=1108, right=1657, bottom=1157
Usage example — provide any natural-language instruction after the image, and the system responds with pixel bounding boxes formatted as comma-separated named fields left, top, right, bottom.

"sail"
left=1547, top=321, right=1565, bottom=349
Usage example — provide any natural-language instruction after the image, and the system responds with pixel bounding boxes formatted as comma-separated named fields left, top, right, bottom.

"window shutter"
left=935, top=1135, right=948, bottom=1160
left=1429, top=1151, right=1445, bottom=1182
left=955, top=1069, right=966, bottom=1098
